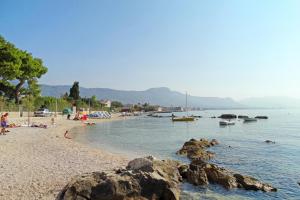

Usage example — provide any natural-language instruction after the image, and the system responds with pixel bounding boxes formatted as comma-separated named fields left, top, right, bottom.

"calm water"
left=72, top=109, right=300, bottom=199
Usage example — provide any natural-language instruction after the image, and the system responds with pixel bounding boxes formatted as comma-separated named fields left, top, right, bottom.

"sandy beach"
left=0, top=114, right=129, bottom=200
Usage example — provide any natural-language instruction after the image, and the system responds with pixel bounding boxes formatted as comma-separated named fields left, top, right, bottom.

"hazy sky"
left=1, top=0, right=300, bottom=100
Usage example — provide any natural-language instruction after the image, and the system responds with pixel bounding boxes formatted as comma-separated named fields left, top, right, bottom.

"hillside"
left=40, top=85, right=243, bottom=108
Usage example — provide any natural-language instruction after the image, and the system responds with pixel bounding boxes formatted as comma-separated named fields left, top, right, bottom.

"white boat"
left=244, top=118, right=257, bottom=123
left=219, top=120, right=235, bottom=126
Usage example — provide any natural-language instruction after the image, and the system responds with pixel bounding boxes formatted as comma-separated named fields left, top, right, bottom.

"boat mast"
left=186, top=91, right=188, bottom=116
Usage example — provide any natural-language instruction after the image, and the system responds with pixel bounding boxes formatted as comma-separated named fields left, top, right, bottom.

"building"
left=161, top=106, right=184, bottom=112
left=100, top=100, right=111, bottom=108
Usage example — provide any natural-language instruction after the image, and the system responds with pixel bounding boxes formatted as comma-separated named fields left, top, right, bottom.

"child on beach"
left=64, top=130, right=71, bottom=139
left=1, top=113, right=9, bottom=135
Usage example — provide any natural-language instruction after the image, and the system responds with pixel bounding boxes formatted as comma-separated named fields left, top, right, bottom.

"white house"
left=101, top=100, right=111, bottom=108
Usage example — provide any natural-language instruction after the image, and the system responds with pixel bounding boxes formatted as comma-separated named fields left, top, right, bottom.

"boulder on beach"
left=176, top=138, right=219, bottom=161
left=58, top=157, right=182, bottom=200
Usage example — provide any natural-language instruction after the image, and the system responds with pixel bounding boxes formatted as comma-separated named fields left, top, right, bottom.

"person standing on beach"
left=51, top=117, right=55, bottom=125
left=1, top=113, right=9, bottom=135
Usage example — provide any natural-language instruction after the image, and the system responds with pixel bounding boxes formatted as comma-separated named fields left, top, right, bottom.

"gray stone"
left=59, top=158, right=182, bottom=200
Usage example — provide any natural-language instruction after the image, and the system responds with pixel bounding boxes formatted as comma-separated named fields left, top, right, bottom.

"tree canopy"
left=0, top=35, right=47, bottom=103
left=111, top=101, right=123, bottom=108
left=69, top=81, right=80, bottom=100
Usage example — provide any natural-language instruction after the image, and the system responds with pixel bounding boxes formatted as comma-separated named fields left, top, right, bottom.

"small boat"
left=219, top=120, right=235, bottom=126
left=244, top=118, right=257, bottom=123
left=172, top=117, right=195, bottom=122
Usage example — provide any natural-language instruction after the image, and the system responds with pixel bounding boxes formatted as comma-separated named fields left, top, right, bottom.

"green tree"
left=0, top=36, right=22, bottom=80
left=22, top=95, right=34, bottom=112
left=90, top=95, right=101, bottom=109
left=27, top=79, right=41, bottom=97
left=0, top=35, right=47, bottom=103
left=69, top=81, right=80, bottom=100
left=0, top=35, right=22, bottom=99
left=111, top=101, right=123, bottom=108
left=14, top=51, right=47, bottom=103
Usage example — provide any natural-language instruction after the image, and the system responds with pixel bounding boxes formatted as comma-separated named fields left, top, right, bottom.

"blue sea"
left=71, top=109, right=300, bottom=199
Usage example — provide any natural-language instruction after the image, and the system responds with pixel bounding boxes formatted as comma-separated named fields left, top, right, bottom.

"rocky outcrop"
left=179, top=159, right=277, bottom=192
left=238, top=115, right=249, bottom=119
left=59, top=157, right=182, bottom=200
left=265, top=140, right=275, bottom=144
left=255, top=116, right=268, bottom=119
left=59, top=138, right=277, bottom=200
left=233, top=174, right=277, bottom=192
left=218, top=114, right=237, bottom=119
left=178, top=139, right=277, bottom=193
left=176, top=138, right=219, bottom=161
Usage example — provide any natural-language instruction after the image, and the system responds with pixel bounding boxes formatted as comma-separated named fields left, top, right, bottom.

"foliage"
left=69, top=81, right=80, bottom=100
left=22, top=95, right=34, bottom=111
left=0, top=35, right=22, bottom=80
left=111, top=101, right=123, bottom=108
left=143, top=105, right=156, bottom=112
left=27, top=79, right=41, bottom=96
left=0, top=35, right=47, bottom=103
left=133, top=104, right=142, bottom=111
left=81, top=95, right=103, bottom=110
left=33, top=96, right=71, bottom=111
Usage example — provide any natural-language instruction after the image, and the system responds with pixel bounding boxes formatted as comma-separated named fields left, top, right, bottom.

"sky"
left=1, top=0, right=300, bottom=100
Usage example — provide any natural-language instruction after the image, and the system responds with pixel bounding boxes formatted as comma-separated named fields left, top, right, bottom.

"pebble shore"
left=0, top=115, right=128, bottom=200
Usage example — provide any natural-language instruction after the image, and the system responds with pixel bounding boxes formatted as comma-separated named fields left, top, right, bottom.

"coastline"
left=0, top=114, right=129, bottom=200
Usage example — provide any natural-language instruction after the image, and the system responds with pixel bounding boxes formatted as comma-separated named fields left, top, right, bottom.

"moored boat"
left=172, top=117, right=195, bottom=122
left=172, top=92, right=195, bottom=122
left=219, top=120, right=235, bottom=126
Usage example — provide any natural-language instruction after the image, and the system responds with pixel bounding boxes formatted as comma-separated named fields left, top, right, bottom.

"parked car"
left=34, top=108, right=52, bottom=117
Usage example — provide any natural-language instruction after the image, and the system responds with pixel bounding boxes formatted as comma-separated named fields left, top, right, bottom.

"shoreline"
left=0, top=114, right=129, bottom=200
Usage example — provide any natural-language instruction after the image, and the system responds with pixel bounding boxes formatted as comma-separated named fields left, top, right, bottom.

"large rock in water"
left=176, top=138, right=219, bottom=161
left=179, top=157, right=277, bottom=192
left=58, top=157, right=182, bottom=200
left=218, top=114, right=237, bottom=119
left=178, top=139, right=277, bottom=193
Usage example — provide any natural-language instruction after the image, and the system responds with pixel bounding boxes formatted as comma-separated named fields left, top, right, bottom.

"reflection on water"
left=72, top=109, right=300, bottom=199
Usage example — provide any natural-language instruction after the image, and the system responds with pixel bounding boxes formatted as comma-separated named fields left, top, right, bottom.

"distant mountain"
left=239, top=97, right=300, bottom=108
left=40, top=85, right=243, bottom=108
